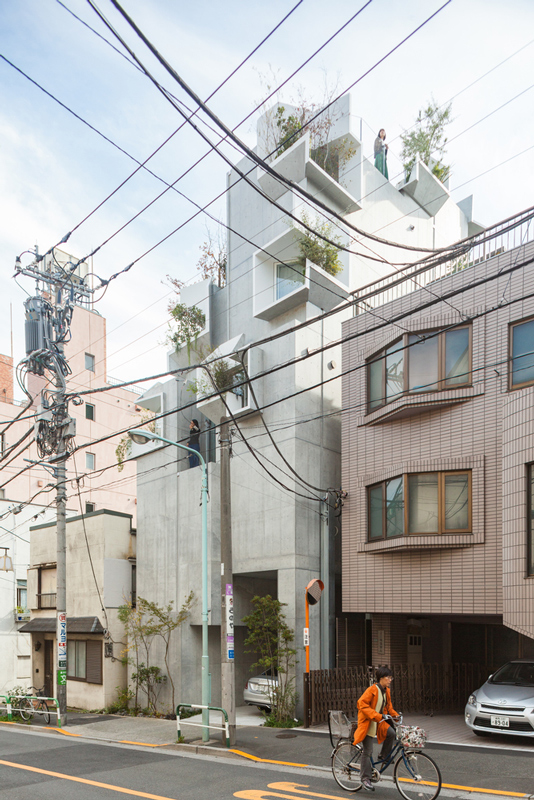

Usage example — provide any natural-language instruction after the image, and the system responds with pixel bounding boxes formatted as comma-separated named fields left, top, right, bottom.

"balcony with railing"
left=352, top=207, right=534, bottom=315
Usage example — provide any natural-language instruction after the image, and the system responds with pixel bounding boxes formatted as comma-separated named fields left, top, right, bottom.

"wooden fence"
left=303, top=663, right=493, bottom=727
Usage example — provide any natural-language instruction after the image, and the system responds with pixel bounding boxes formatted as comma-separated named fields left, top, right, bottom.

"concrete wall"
left=133, top=93, right=473, bottom=715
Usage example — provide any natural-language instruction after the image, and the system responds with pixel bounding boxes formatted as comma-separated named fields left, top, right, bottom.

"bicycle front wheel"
left=394, top=750, right=441, bottom=800
left=39, top=699, right=50, bottom=725
left=17, top=698, right=33, bottom=722
left=332, top=742, right=363, bottom=792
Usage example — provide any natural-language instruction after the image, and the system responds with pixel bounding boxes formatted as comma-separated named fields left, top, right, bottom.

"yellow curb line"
left=229, top=749, right=529, bottom=797
left=119, top=740, right=174, bottom=747
left=441, top=783, right=527, bottom=797
left=229, top=749, right=311, bottom=768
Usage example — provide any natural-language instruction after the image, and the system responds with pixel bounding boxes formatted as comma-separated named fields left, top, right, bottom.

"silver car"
left=465, top=659, right=534, bottom=737
left=243, top=671, right=278, bottom=712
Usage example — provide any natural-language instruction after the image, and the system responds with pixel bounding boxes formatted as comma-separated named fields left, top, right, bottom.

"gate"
left=303, top=663, right=493, bottom=727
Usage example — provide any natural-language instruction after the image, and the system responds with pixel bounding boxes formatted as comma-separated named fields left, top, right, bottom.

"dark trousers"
left=361, top=725, right=396, bottom=781
left=188, top=443, right=200, bottom=468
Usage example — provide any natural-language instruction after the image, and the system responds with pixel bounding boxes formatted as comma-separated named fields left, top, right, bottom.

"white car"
left=243, top=671, right=278, bottom=712
left=465, top=659, right=534, bottom=737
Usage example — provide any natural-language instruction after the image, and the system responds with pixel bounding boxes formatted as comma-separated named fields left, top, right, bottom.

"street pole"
left=55, top=454, right=67, bottom=721
left=219, top=418, right=235, bottom=746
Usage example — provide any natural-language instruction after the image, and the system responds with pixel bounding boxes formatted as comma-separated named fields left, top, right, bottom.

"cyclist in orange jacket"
left=353, top=666, right=400, bottom=792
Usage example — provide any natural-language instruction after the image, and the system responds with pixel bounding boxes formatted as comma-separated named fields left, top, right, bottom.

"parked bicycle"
left=11, top=687, right=50, bottom=724
left=329, top=710, right=442, bottom=799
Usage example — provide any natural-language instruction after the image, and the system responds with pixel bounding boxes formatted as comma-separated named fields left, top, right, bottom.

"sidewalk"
left=53, top=705, right=534, bottom=763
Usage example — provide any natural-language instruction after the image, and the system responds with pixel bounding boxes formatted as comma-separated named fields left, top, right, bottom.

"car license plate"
left=490, top=715, right=509, bottom=728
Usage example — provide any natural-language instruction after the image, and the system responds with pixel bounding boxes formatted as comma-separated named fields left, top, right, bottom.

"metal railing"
left=37, top=592, right=57, bottom=609
left=176, top=703, right=230, bottom=747
left=0, top=692, right=61, bottom=727
left=352, top=207, right=534, bottom=314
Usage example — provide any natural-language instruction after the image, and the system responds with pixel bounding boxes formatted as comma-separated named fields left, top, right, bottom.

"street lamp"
left=128, top=428, right=210, bottom=743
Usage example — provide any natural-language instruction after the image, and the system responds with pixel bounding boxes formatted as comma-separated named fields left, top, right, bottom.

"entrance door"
left=407, top=634, right=423, bottom=665
left=44, top=640, right=54, bottom=697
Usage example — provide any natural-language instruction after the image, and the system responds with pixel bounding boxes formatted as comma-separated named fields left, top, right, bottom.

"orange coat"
left=353, top=684, right=399, bottom=745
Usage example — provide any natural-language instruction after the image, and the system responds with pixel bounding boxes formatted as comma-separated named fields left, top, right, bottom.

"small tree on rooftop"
left=400, top=99, right=453, bottom=184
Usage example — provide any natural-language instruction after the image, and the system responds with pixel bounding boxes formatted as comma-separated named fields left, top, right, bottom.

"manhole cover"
left=276, top=733, right=297, bottom=739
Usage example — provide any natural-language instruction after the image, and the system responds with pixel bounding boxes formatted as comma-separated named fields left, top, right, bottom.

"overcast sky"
left=1, top=0, right=533, bottom=394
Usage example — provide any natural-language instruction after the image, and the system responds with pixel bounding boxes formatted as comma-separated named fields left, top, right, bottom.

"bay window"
left=368, top=471, right=471, bottom=540
left=368, top=326, right=471, bottom=410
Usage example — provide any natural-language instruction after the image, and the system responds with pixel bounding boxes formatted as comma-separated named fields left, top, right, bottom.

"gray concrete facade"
left=132, top=96, right=474, bottom=715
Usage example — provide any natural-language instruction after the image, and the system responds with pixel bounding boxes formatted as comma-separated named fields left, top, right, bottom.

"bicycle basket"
left=396, top=724, right=427, bottom=749
left=328, top=710, right=355, bottom=747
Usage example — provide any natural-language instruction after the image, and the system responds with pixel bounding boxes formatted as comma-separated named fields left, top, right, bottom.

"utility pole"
left=14, top=247, right=92, bottom=722
left=219, top=418, right=236, bottom=746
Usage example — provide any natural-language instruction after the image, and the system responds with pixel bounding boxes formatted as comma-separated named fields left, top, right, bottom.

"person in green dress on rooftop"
left=374, top=128, right=389, bottom=179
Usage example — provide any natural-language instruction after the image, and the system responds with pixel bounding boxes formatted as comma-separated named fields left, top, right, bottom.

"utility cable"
left=45, top=0, right=305, bottom=254
left=95, top=0, right=454, bottom=255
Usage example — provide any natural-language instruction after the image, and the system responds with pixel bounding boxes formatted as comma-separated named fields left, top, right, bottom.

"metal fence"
left=352, top=206, right=534, bottom=314
left=303, top=663, right=493, bottom=727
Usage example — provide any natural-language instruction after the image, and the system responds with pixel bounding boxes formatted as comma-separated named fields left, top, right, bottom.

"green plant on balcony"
left=116, top=410, right=156, bottom=472
left=400, top=99, right=453, bottom=184
left=292, top=212, right=343, bottom=277
left=167, top=303, right=206, bottom=360
left=274, top=104, right=356, bottom=183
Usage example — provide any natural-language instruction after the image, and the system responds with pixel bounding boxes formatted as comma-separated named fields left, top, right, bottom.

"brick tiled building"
left=340, top=222, right=534, bottom=669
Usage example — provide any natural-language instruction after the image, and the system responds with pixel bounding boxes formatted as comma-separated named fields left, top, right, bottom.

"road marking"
left=230, top=750, right=309, bottom=767
left=119, top=740, right=172, bottom=747
left=0, top=759, right=177, bottom=799
left=270, top=782, right=347, bottom=798
left=234, top=785, right=346, bottom=800
left=440, top=783, right=528, bottom=797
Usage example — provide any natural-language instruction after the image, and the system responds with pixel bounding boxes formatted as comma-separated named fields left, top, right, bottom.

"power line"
left=44, top=0, right=305, bottom=254
left=95, top=0, right=457, bottom=257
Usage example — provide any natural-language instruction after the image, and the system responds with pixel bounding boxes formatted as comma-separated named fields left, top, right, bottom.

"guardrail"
left=0, top=693, right=61, bottom=727
left=352, top=206, right=534, bottom=315
left=176, top=703, right=230, bottom=747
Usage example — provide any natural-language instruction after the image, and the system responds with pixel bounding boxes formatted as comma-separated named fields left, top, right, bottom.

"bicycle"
left=11, top=687, right=50, bottom=724
left=330, top=711, right=442, bottom=799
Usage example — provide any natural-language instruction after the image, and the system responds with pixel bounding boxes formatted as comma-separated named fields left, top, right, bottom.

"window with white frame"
left=85, top=353, right=95, bottom=372
left=85, top=403, right=95, bottom=421
left=275, top=261, right=305, bottom=300
left=16, top=579, right=27, bottom=610
left=86, top=452, right=95, bottom=470
left=368, top=471, right=471, bottom=540
left=368, top=327, right=471, bottom=411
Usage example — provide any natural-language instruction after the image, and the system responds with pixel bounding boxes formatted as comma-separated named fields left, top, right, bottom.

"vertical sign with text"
left=57, top=611, right=67, bottom=685
left=226, top=583, right=234, bottom=660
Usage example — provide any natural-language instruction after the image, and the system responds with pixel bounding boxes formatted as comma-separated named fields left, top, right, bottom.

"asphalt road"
left=1, top=727, right=533, bottom=800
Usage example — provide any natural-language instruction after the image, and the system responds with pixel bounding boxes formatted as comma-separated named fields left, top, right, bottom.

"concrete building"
left=132, top=96, right=478, bottom=715
left=340, top=213, right=534, bottom=669
left=19, top=509, right=135, bottom=708
left=0, top=499, right=58, bottom=695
